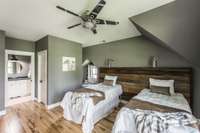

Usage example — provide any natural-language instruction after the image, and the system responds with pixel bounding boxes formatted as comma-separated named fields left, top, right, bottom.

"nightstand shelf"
left=119, top=92, right=137, bottom=106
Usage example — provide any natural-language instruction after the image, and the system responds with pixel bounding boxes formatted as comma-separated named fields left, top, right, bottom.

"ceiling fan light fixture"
left=56, top=0, right=119, bottom=34
left=84, top=21, right=96, bottom=29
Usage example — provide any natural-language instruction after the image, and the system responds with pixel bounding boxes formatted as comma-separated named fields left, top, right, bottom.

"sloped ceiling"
left=0, top=0, right=174, bottom=47
left=130, top=0, right=200, bottom=67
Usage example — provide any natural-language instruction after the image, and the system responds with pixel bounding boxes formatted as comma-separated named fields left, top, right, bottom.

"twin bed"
left=112, top=89, right=198, bottom=133
left=61, top=67, right=199, bottom=133
left=61, top=77, right=122, bottom=133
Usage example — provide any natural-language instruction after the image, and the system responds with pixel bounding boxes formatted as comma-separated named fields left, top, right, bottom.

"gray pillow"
left=102, top=79, right=114, bottom=86
left=150, top=85, right=171, bottom=96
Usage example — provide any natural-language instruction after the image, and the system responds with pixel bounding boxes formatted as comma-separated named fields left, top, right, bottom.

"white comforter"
left=112, top=89, right=199, bottom=133
left=61, top=83, right=122, bottom=133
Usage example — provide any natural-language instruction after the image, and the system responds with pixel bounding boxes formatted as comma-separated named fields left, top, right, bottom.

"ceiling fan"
left=56, top=0, right=119, bottom=34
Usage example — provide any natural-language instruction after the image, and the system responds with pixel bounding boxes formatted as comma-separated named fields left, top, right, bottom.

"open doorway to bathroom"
left=5, top=50, right=35, bottom=107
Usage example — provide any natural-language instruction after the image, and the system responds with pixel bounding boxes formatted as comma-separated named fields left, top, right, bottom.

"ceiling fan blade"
left=91, top=29, right=97, bottom=34
left=95, top=19, right=119, bottom=25
left=89, top=0, right=106, bottom=19
left=67, top=23, right=82, bottom=29
left=56, top=6, right=81, bottom=17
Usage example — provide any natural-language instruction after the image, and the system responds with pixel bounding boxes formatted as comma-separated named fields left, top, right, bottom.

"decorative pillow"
left=103, top=80, right=114, bottom=86
left=149, top=78, right=175, bottom=95
left=150, top=85, right=171, bottom=96
left=104, top=75, right=118, bottom=86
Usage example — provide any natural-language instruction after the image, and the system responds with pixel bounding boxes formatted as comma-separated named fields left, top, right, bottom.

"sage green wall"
left=83, top=36, right=189, bottom=68
left=0, top=30, right=5, bottom=111
left=48, top=36, right=82, bottom=105
left=5, top=37, right=35, bottom=52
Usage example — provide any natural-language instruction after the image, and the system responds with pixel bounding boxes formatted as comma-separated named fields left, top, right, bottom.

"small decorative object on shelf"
left=105, top=58, right=114, bottom=68
left=151, top=56, right=159, bottom=68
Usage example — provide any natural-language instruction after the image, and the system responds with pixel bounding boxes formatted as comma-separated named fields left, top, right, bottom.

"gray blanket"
left=133, top=109, right=197, bottom=133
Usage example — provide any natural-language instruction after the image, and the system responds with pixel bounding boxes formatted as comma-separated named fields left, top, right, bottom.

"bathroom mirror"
left=8, top=61, right=23, bottom=74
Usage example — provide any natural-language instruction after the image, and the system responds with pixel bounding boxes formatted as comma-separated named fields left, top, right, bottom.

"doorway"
left=5, top=50, right=35, bottom=107
left=37, top=50, right=47, bottom=105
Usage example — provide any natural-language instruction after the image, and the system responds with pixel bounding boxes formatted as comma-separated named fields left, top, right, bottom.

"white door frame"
left=5, top=50, right=35, bottom=107
left=37, top=50, right=47, bottom=105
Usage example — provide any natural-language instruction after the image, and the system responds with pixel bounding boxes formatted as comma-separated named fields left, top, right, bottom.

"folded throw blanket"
left=133, top=109, right=197, bottom=133
left=72, top=88, right=105, bottom=105
left=125, top=99, right=198, bottom=133
left=61, top=88, right=105, bottom=124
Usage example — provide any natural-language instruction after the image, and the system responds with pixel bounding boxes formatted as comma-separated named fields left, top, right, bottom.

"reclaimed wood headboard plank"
left=99, top=67, right=193, bottom=108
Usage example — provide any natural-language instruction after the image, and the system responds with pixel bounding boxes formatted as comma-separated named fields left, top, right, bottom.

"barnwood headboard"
left=99, top=67, right=193, bottom=107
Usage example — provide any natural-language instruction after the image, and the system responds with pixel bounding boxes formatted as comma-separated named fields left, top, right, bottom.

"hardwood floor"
left=0, top=101, right=119, bottom=133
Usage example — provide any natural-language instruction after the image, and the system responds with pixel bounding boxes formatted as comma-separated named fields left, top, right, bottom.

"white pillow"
left=149, top=78, right=175, bottom=95
left=104, top=75, right=118, bottom=86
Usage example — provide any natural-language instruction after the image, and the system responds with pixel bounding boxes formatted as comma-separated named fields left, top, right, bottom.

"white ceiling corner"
left=0, top=0, right=174, bottom=47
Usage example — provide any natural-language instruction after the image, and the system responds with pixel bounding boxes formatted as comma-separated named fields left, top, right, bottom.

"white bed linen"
left=134, top=89, right=191, bottom=113
left=61, top=83, right=122, bottom=133
left=112, top=89, right=199, bottom=133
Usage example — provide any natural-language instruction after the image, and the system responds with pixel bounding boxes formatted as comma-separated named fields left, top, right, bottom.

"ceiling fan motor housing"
left=82, top=18, right=96, bottom=29
left=56, top=0, right=118, bottom=34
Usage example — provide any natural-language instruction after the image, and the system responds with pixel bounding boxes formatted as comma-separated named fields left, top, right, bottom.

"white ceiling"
left=0, top=0, right=174, bottom=47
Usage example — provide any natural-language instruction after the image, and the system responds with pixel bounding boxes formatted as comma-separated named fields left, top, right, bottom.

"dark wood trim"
left=99, top=67, right=193, bottom=110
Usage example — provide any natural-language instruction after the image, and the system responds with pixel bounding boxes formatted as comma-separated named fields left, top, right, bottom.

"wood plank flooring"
left=0, top=101, right=119, bottom=133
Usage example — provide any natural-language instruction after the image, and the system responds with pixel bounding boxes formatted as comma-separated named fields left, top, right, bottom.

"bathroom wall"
left=7, top=55, right=31, bottom=79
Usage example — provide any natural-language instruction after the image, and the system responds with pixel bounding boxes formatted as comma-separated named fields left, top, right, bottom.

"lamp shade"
left=82, top=59, right=90, bottom=66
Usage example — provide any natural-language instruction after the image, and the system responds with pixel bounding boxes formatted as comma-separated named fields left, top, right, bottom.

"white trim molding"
left=5, top=50, right=35, bottom=107
left=37, top=50, right=48, bottom=106
left=0, top=110, right=6, bottom=117
left=47, top=102, right=61, bottom=110
left=34, top=97, right=38, bottom=101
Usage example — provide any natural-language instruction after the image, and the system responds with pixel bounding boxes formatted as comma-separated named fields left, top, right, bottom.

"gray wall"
left=35, top=35, right=82, bottom=105
left=5, top=37, right=35, bottom=52
left=0, top=36, right=35, bottom=111
left=35, top=36, right=48, bottom=98
left=1, top=34, right=83, bottom=108
left=83, top=36, right=200, bottom=116
left=84, top=36, right=200, bottom=117
left=83, top=36, right=189, bottom=68
left=130, top=0, right=200, bottom=67
left=0, top=30, right=5, bottom=111
left=130, top=0, right=200, bottom=117
left=48, top=36, right=82, bottom=105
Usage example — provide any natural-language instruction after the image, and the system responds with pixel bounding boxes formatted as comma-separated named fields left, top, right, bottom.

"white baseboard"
left=34, top=97, right=38, bottom=101
left=0, top=110, right=6, bottom=117
left=47, top=102, right=61, bottom=110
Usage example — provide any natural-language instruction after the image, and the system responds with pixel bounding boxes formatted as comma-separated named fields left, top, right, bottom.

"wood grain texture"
left=0, top=101, right=118, bottom=133
left=99, top=67, right=193, bottom=108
